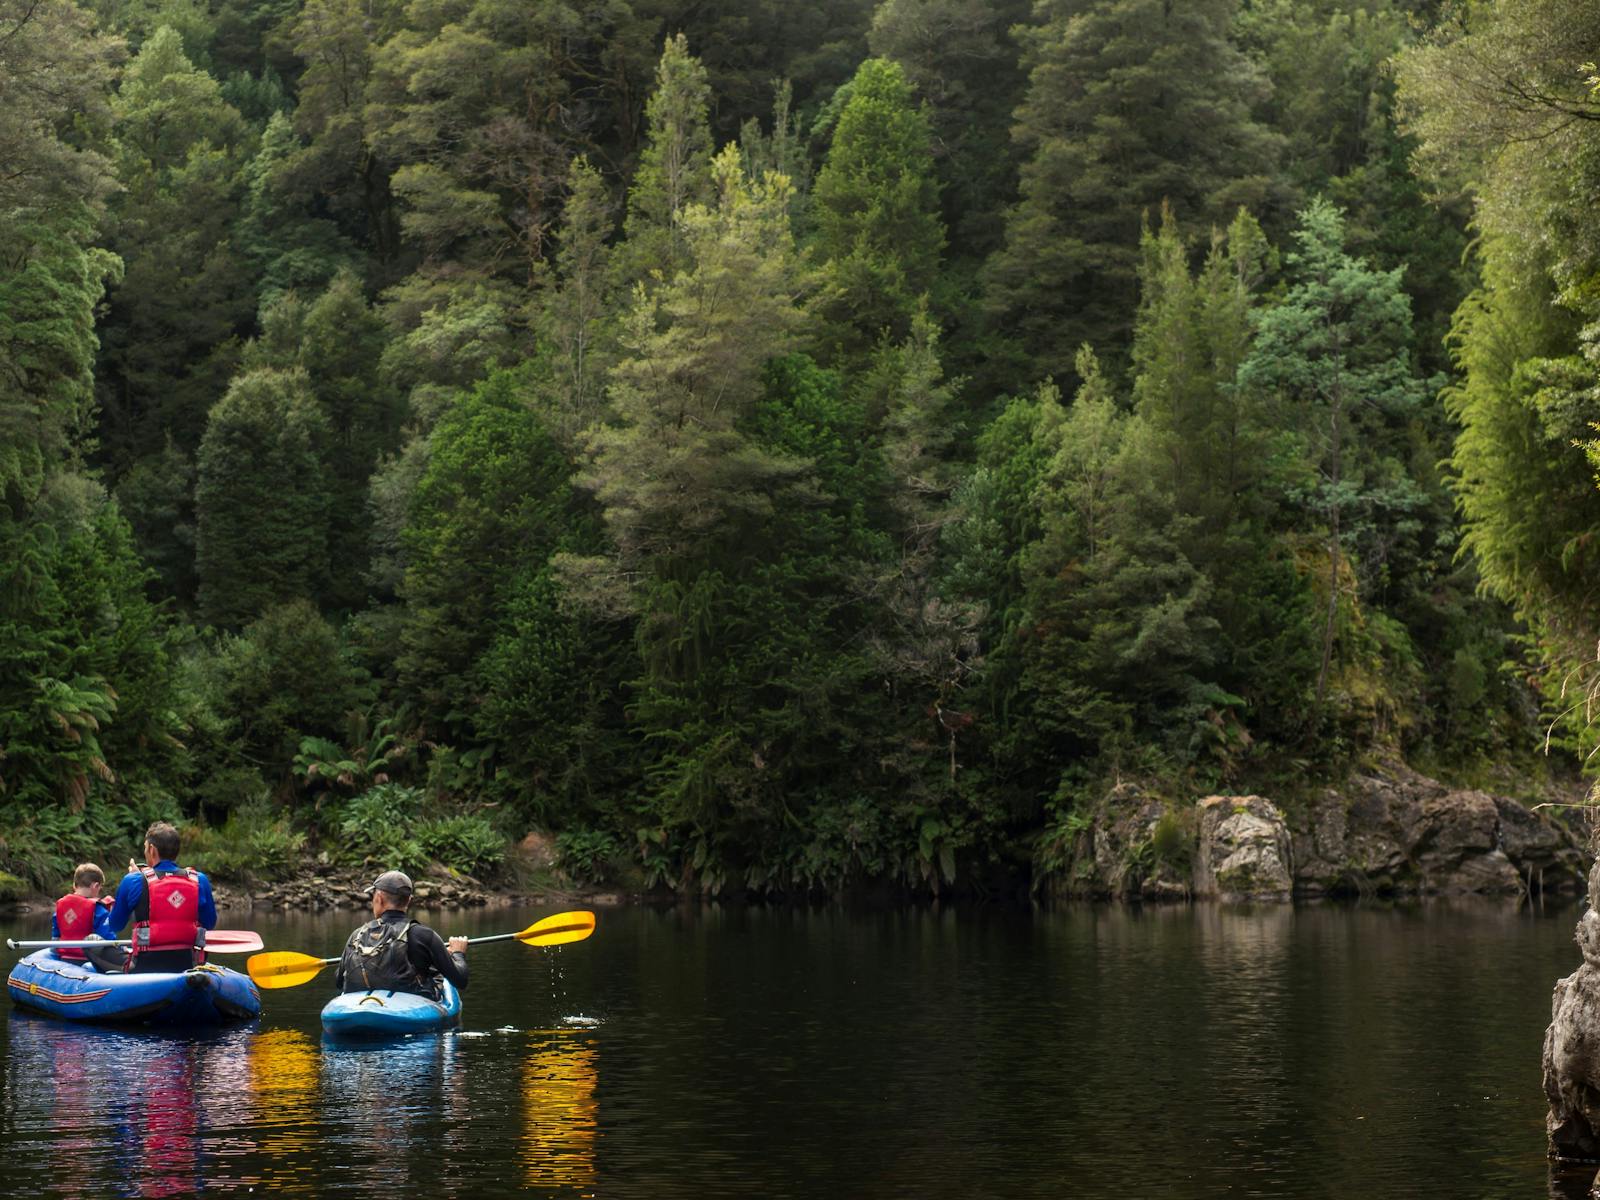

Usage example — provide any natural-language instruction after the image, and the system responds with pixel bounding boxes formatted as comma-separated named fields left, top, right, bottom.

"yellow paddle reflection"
left=245, top=1028, right=320, bottom=1190
left=520, top=1034, right=598, bottom=1193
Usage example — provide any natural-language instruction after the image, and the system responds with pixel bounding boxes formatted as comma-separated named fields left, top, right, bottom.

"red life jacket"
left=53, top=894, right=98, bottom=961
left=128, top=865, right=205, bottom=969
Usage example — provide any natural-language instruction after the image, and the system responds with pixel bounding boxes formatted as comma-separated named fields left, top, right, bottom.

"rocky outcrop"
left=1544, top=866, right=1600, bottom=1167
left=1193, top=796, right=1294, bottom=900
left=1056, top=782, right=1194, bottom=900
left=238, top=870, right=491, bottom=910
left=1288, top=762, right=1585, bottom=897
left=201, top=865, right=495, bottom=911
left=1051, top=763, right=1589, bottom=901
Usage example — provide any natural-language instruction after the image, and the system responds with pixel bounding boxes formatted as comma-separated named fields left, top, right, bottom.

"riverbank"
left=0, top=864, right=631, bottom=918
left=1050, top=758, right=1594, bottom=902
left=209, top=866, right=634, bottom=913
left=4, top=761, right=1587, bottom=916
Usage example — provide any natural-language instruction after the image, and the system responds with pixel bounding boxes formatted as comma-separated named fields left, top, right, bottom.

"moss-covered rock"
left=1193, top=796, right=1293, bottom=901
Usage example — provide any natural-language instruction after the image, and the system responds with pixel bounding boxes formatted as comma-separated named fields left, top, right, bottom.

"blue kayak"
left=321, top=979, right=461, bottom=1038
left=6, top=950, right=261, bottom=1024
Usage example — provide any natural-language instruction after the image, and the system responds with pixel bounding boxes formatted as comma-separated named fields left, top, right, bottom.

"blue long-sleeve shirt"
left=105, top=861, right=218, bottom=936
left=50, top=898, right=115, bottom=940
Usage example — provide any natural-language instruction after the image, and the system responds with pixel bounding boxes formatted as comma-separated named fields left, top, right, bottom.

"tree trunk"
left=1315, top=364, right=1345, bottom=706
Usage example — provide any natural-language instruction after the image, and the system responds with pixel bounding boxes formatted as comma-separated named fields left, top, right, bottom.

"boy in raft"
left=51, top=863, right=115, bottom=958
left=336, top=870, right=469, bottom=1000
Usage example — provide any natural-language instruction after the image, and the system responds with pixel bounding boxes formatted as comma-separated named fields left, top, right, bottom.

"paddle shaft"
left=314, top=915, right=593, bottom=949
left=257, top=932, right=546, bottom=964
left=7, top=929, right=263, bottom=953
left=250, top=935, right=536, bottom=982
left=262, top=933, right=504, bottom=962
left=247, top=910, right=596, bottom=987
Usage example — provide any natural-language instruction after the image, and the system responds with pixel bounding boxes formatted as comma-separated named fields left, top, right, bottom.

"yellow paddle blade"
left=247, top=950, right=336, bottom=989
left=515, top=910, right=596, bottom=947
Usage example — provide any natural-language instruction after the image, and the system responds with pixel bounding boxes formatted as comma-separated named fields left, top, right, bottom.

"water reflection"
left=31, top=1015, right=97, bottom=1200
left=0, top=902, right=1585, bottom=1197
left=134, top=1032, right=202, bottom=1197
left=320, top=1034, right=460, bottom=1191
left=520, top=1033, right=598, bottom=1194
left=1550, top=1159, right=1598, bottom=1200
left=244, top=1029, right=319, bottom=1191
left=5, top=1013, right=263, bottom=1197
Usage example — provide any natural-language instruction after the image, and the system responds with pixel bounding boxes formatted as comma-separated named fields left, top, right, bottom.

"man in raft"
left=336, top=870, right=469, bottom=999
left=102, top=821, right=219, bottom=972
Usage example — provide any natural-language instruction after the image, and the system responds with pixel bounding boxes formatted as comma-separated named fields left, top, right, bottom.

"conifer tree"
left=236, top=110, right=361, bottom=302
left=1126, top=208, right=1320, bottom=743
left=195, top=368, right=333, bottom=627
left=1131, top=208, right=1277, bottom=558
left=1238, top=199, right=1426, bottom=706
left=1018, top=348, right=1221, bottom=762
left=811, top=57, right=945, bottom=369
left=542, top=155, right=617, bottom=445
left=580, top=146, right=808, bottom=587
left=245, top=272, right=398, bottom=610
left=569, top=147, right=883, bottom=882
left=396, top=368, right=576, bottom=743
left=618, top=33, right=715, bottom=285
left=97, top=26, right=254, bottom=464
left=983, top=0, right=1281, bottom=382
left=857, top=313, right=979, bottom=787
left=738, top=80, right=810, bottom=212
left=283, top=0, right=405, bottom=263
left=867, top=0, right=1030, bottom=261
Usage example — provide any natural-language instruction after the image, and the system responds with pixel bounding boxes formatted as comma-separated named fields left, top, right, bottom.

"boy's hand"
left=447, top=936, right=468, bottom=955
left=127, top=858, right=137, bottom=874
left=98, top=896, right=115, bottom=908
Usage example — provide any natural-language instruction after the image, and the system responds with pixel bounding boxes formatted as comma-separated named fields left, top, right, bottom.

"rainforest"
left=4, top=0, right=1597, bottom=899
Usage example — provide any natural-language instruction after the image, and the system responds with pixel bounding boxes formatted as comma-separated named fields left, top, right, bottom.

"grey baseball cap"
left=365, top=870, right=414, bottom=897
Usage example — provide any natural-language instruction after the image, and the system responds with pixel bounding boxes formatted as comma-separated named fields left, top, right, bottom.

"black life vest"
left=340, top=917, right=427, bottom=994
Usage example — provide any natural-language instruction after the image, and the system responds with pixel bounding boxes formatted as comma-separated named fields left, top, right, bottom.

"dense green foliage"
left=3, top=0, right=1590, bottom=896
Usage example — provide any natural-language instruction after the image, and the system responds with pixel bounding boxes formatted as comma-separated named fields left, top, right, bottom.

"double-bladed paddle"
left=245, top=909, right=597, bottom=989
left=6, top=929, right=265, bottom=954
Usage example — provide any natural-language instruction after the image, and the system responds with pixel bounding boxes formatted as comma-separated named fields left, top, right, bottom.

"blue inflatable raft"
left=321, top=979, right=461, bottom=1038
left=6, top=950, right=261, bottom=1025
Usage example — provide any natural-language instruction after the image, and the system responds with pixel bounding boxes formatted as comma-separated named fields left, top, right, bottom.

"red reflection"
left=131, top=1042, right=201, bottom=1197
left=49, top=1032, right=93, bottom=1200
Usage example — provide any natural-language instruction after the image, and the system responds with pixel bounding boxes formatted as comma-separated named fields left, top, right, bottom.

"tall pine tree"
left=811, top=57, right=945, bottom=371
left=982, top=0, right=1281, bottom=383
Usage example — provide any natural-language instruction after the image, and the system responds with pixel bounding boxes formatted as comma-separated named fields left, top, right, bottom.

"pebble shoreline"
left=2, top=867, right=624, bottom=915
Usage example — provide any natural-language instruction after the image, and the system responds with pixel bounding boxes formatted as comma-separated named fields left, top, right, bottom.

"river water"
left=0, top=900, right=1589, bottom=1197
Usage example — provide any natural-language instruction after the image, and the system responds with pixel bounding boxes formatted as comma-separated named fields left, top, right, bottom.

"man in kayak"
left=336, top=870, right=469, bottom=1000
left=103, top=822, right=218, bottom=973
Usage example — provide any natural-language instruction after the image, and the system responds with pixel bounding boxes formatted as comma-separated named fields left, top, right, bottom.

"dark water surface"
left=0, top=900, right=1587, bottom=1197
